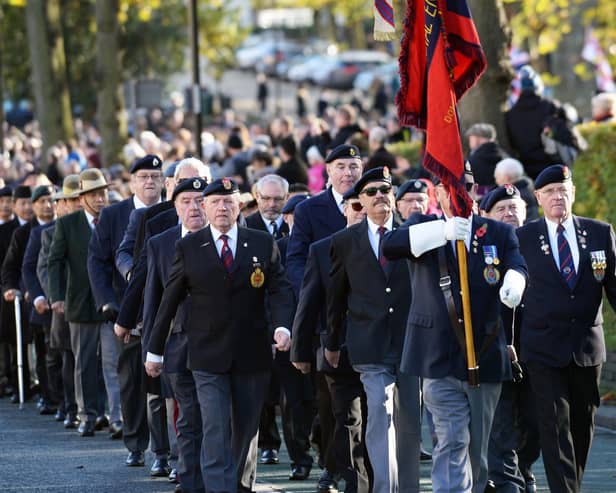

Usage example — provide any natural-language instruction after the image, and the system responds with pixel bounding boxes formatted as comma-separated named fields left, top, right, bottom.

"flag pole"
left=456, top=239, right=479, bottom=387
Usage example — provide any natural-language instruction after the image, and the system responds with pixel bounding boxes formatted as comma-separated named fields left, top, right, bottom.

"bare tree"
left=95, top=0, right=127, bottom=166
left=25, top=0, right=73, bottom=166
left=458, top=0, right=514, bottom=151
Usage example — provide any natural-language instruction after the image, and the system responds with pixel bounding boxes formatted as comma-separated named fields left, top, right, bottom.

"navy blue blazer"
left=133, top=201, right=175, bottom=258
left=517, top=216, right=616, bottom=368
left=383, top=214, right=528, bottom=383
left=22, top=222, right=54, bottom=326
left=286, top=187, right=346, bottom=295
left=291, top=236, right=353, bottom=373
left=88, top=197, right=134, bottom=310
left=115, top=207, right=146, bottom=281
left=142, top=225, right=190, bottom=372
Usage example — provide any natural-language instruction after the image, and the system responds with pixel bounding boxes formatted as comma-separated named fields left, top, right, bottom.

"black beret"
left=353, top=166, right=392, bottom=195
left=31, top=185, right=54, bottom=203
left=171, top=177, right=208, bottom=202
left=129, top=154, right=163, bottom=174
left=203, top=177, right=239, bottom=197
left=342, top=188, right=360, bottom=202
left=534, top=164, right=572, bottom=190
left=325, top=144, right=361, bottom=163
left=13, top=185, right=31, bottom=200
left=281, top=194, right=308, bottom=214
left=0, top=186, right=12, bottom=198
left=396, top=179, right=428, bottom=200
left=480, top=184, right=521, bottom=212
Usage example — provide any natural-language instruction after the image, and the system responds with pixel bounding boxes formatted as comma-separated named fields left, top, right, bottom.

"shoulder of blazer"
left=516, top=217, right=543, bottom=237
left=150, top=224, right=181, bottom=247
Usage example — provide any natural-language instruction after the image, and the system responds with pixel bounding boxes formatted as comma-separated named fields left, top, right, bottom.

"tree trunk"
left=458, top=0, right=514, bottom=152
left=95, top=0, right=127, bottom=167
left=0, top=5, right=4, bottom=154
left=25, top=0, right=73, bottom=167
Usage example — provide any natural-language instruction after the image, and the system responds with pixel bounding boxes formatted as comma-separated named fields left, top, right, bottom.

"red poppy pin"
left=476, top=223, right=488, bottom=238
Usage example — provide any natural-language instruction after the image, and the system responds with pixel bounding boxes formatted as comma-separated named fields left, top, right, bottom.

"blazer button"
left=571, top=318, right=576, bottom=323
left=385, top=287, right=391, bottom=293
left=389, top=307, right=394, bottom=313
left=570, top=294, right=575, bottom=299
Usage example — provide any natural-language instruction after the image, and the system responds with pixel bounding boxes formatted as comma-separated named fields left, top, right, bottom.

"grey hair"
left=255, top=174, right=289, bottom=195
left=175, top=157, right=212, bottom=182
left=369, top=126, right=387, bottom=145
left=494, top=158, right=524, bottom=181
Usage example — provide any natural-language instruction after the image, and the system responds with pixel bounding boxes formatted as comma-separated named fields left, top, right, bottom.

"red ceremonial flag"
left=396, top=0, right=486, bottom=217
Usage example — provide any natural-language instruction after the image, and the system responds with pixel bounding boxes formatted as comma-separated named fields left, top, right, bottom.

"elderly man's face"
left=397, top=192, right=429, bottom=220
left=256, top=181, right=287, bottom=221
left=487, top=198, right=526, bottom=228
left=535, top=181, right=575, bottom=223
left=358, top=180, right=394, bottom=221
left=326, top=158, right=362, bottom=196
left=205, top=193, right=240, bottom=232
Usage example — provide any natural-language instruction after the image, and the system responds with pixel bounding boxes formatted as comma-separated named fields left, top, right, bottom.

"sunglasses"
left=350, top=201, right=364, bottom=212
left=360, top=185, right=392, bottom=197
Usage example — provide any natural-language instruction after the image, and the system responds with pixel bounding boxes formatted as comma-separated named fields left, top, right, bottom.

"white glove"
left=444, top=217, right=471, bottom=241
left=499, top=269, right=526, bottom=309
left=409, top=220, right=446, bottom=257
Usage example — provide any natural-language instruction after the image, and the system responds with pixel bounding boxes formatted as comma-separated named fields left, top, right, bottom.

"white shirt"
left=546, top=216, right=579, bottom=271
left=17, top=216, right=28, bottom=226
left=84, top=210, right=98, bottom=230
left=133, top=195, right=161, bottom=210
left=211, top=223, right=238, bottom=258
left=261, top=214, right=283, bottom=236
left=366, top=215, right=394, bottom=260
left=331, top=188, right=345, bottom=215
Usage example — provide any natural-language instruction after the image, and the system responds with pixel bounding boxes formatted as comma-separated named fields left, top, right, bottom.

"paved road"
left=2, top=397, right=615, bottom=492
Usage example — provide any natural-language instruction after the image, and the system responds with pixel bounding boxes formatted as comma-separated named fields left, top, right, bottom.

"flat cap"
left=465, top=123, right=496, bottom=140
left=534, top=164, right=571, bottom=190
left=203, top=177, right=239, bottom=197
left=396, top=179, right=428, bottom=200
left=281, top=194, right=308, bottom=214
left=480, top=184, right=521, bottom=212
left=0, top=186, right=12, bottom=198
left=325, top=144, right=361, bottom=163
left=13, top=185, right=32, bottom=200
left=171, top=177, right=207, bottom=201
left=353, top=166, right=392, bottom=195
left=129, top=154, right=163, bottom=174
left=31, top=185, right=54, bottom=203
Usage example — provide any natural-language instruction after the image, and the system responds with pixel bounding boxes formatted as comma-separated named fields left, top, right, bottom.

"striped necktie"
left=557, top=224, right=576, bottom=289
left=377, top=226, right=388, bottom=268
left=220, top=234, right=233, bottom=272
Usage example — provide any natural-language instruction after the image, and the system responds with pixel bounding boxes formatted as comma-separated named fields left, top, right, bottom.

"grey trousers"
left=423, top=377, right=501, bottom=493
left=69, top=321, right=103, bottom=423
left=192, top=369, right=269, bottom=493
left=354, top=363, right=421, bottom=493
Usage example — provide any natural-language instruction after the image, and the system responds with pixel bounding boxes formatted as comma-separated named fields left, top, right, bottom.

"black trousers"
left=515, top=362, right=541, bottom=481
left=527, top=360, right=601, bottom=493
left=315, top=370, right=336, bottom=472
left=325, top=371, right=370, bottom=493
left=117, top=336, right=148, bottom=453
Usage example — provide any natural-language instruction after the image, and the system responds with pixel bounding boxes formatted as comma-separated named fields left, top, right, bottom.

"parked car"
left=353, top=61, right=400, bottom=93
left=317, top=50, right=392, bottom=89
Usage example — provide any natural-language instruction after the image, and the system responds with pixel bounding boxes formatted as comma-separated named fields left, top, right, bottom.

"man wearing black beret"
left=517, top=164, right=616, bottom=492
left=146, top=177, right=295, bottom=493
left=396, top=179, right=430, bottom=221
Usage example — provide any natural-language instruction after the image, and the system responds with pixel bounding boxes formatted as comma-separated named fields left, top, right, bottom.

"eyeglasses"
left=350, top=201, right=364, bottom=212
left=135, top=173, right=162, bottom=182
left=259, top=195, right=286, bottom=203
left=360, top=185, right=392, bottom=197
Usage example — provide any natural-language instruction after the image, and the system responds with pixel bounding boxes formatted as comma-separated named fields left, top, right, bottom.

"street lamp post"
left=189, top=0, right=202, bottom=158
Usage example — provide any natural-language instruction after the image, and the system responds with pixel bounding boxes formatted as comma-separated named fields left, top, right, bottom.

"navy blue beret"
left=31, top=185, right=54, bottom=203
left=396, top=179, right=428, bottom=200
left=480, top=184, right=521, bottom=212
left=353, top=166, right=392, bottom=195
left=171, top=177, right=207, bottom=201
left=325, top=144, right=361, bottom=163
left=534, top=164, right=571, bottom=190
left=129, top=154, right=163, bottom=174
left=281, top=194, right=308, bottom=214
left=203, top=177, right=239, bottom=197
left=342, top=188, right=360, bottom=202
left=0, top=186, right=12, bottom=198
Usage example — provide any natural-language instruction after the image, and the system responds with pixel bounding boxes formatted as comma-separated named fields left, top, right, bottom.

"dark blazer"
left=286, top=187, right=346, bottom=295
left=1, top=217, right=39, bottom=292
left=148, top=225, right=294, bottom=373
left=142, top=225, right=190, bottom=372
left=383, top=214, right=528, bottom=382
left=245, top=212, right=289, bottom=239
left=115, top=207, right=146, bottom=281
left=517, top=216, right=616, bottom=368
left=133, top=200, right=175, bottom=259
left=326, top=218, right=411, bottom=365
left=116, top=207, right=179, bottom=329
left=22, top=222, right=54, bottom=326
left=0, top=217, right=20, bottom=272
left=87, top=197, right=135, bottom=310
left=48, top=210, right=104, bottom=323
left=291, top=236, right=353, bottom=373
left=277, top=236, right=289, bottom=267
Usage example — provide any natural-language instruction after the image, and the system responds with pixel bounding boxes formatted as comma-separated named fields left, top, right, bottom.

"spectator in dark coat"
left=276, top=136, right=308, bottom=186
left=365, top=126, right=397, bottom=172
left=465, top=123, right=509, bottom=190
left=328, top=105, right=363, bottom=151
left=494, top=157, right=539, bottom=222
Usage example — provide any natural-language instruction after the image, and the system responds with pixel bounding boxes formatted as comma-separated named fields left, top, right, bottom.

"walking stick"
left=456, top=240, right=479, bottom=387
left=13, top=291, right=25, bottom=409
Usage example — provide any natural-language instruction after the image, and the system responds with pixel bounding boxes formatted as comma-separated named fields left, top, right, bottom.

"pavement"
left=1, top=397, right=615, bottom=493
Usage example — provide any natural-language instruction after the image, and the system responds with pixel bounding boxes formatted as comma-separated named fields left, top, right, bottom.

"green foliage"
left=386, top=140, right=422, bottom=167
left=573, top=121, right=616, bottom=352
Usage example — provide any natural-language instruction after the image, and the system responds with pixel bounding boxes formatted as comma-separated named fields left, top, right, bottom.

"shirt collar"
left=17, top=216, right=28, bottom=226
left=261, top=213, right=282, bottom=228
left=133, top=195, right=161, bottom=210
left=545, top=215, right=574, bottom=236
left=84, top=210, right=97, bottom=228
left=331, top=188, right=344, bottom=211
left=366, top=214, right=394, bottom=235
left=210, top=223, right=238, bottom=243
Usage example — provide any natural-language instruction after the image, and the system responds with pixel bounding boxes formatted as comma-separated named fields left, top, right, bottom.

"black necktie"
left=270, top=220, right=280, bottom=239
left=377, top=226, right=388, bottom=268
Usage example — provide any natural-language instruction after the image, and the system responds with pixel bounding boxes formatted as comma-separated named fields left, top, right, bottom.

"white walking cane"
left=14, top=291, right=25, bottom=410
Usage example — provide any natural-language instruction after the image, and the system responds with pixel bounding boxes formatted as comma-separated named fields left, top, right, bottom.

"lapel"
left=537, top=219, right=571, bottom=291
left=199, top=226, right=228, bottom=275
left=229, top=227, right=249, bottom=275
left=383, top=219, right=401, bottom=279
left=76, top=210, right=92, bottom=239
left=571, top=215, right=589, bottom=289
left=326, top=187, right=345, bottom=220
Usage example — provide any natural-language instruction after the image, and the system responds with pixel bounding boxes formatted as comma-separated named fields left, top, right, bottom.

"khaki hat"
left=53, top=174, right=81, bottom=200
left=79, top=168, right=109, bottom=194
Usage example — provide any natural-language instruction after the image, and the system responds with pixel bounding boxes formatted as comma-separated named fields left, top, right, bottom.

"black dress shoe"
left=39, top=404, right=57, bottom=415
left=94, top=415, right=109, bottom=431
left=54, top=410, right=66, bottom=422
left=168, top=468, right=178, bottom=483
left=484, top=480, right=497, bottom=493
left=317, top=469, right=338, bottom=493
left=420, top=448, right=432, bottom=461
left=150, top=458, right=171, bottom=477
left=174, top=484, right=182, bottom=493
left=289, top=464, right=311, bottom=480
left=64, top=413, right=79, bottom=429
left=78, top=421, right=95, bottom=437
left=108, top=421, right=123, bottom=439
left=125, top=450, right=145, bottom=467
left=260, top=448, right=279, bottom=465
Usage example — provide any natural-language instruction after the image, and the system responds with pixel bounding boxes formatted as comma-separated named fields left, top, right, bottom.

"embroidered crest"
left=222, top=178, right=232, bottom=190
left=250, top=267, right=265, bottom=288
left=484, top=266, right=500, bottom=286
left=383, top=166, right=390, bottom=178
left=193, top=179, right=202, bottom=190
